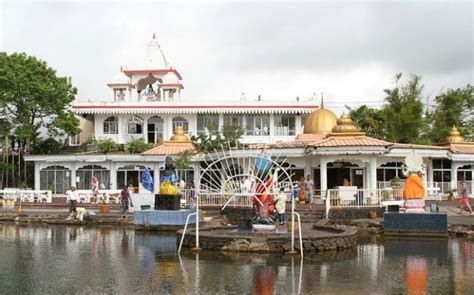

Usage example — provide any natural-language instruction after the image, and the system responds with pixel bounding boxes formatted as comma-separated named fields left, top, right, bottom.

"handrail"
left=178, top=212, right=197, bottom=254
left=291, top=212, right=303, bottom=257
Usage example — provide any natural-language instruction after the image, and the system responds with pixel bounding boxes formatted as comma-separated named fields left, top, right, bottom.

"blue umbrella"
left=140, top=168, right=154, bottom=193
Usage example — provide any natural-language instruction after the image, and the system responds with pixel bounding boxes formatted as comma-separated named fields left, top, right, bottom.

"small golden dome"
left=170, top=126, right=190, bottom=142
left=445, top=126, right=464, bottom=143
left=329, top=113, right=365, bottom=136
left=303, top=105, right=337, bottom=134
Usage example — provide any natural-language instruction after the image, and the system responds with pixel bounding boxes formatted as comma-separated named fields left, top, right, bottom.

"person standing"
left=459, top=180, right=473, bottom=215
left=120, top=186, right=130, bottom=213
left=275, top=188, right=287, bottom=225
left=304, top=175, right=314, bottom=209
left=91, top=176, right=99, bottom=204
left=66, top=186, right=78, bottom=220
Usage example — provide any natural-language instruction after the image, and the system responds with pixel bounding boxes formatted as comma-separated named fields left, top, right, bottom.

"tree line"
left=347, top=73, right=473, bottom=144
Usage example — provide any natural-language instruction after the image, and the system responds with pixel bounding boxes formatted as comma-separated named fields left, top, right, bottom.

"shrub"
left=96, top=138, right=119, bottom=154
left=126, top=138, right=154, bottom=154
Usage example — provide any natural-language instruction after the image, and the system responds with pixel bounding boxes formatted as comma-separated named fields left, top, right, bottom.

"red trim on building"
left=106, top=83, right=135, bottom=88
left=123, top=69, right=183, bottom=80
left=73, top=105, right=319, bottom=110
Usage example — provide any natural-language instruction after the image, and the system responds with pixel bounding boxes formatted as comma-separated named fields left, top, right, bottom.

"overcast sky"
left=1, top=0, right=472, bottom=113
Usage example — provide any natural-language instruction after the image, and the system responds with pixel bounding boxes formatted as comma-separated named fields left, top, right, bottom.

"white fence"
left=74, top=190, right=121, bottom=204
left=0, top=189, right=52, bottom=203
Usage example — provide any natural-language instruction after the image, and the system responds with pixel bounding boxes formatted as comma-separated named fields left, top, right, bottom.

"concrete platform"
left=384, top=212, right=448, bottom=237
left=134, top=209, right=200, bottom=230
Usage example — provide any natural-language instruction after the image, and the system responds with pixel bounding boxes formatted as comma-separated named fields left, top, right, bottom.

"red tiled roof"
left=392, top=143, right=449, bottom=150
left=449, top=143, right=474, bottom=154
left=142, top=142, right=194, bottom=155
left=308, top=136, right=392, bottom=147
left=295, top=133, right=326, bottom=142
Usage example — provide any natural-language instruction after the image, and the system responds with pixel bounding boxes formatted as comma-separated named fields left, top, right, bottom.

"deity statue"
left=402, top=150, right=426, bottom=213
left=116, top=89, right=125, bottom=101
left=252, top=155, right=277, bottom=225
left=160, top=156, right=178, bottom=195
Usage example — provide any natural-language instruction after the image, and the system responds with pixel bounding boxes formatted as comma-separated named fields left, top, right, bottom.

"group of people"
left=292, top=175, right=315, bottom=209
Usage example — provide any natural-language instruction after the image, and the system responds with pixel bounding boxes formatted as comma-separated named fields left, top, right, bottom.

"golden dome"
left=329, top=113, right=365, bottom=136
left=303, top=105, right=337, bottom=134
left=170, top=126, right=190, bottom=142
left=445, top=126, right=464, bottom=143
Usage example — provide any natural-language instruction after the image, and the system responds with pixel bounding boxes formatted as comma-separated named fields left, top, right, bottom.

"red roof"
left=308, top=136, right=392, bottom=147
left=142, top=142, right=194, bottom=155
left=449, top=143, right=474, bottom=154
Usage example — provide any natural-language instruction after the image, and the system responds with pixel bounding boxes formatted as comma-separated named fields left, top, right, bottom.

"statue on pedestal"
left=402, top=150, right=426, bottom=213
left=160, top=156, right=178, bottom=195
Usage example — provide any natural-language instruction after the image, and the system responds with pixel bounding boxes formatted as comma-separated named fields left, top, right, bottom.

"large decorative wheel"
left=197, top=145, right=295, bottom=208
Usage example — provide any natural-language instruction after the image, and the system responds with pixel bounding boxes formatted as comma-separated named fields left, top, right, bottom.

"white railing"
left=197, top=191, right=254, bottom=207
left=0, top=189, right=52, bottom=203
left=74, top=190, right=121, bottom=204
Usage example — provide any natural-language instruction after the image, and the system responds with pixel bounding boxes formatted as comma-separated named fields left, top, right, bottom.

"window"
left=246, top=115, right=270, bottom=136
left=172, top=116, right=189, bottom=134
left=103, top=116, right=118, bottom=134
left=76, top=165, right=110, bottom=190
left=127, top=116, right=143, bottom=134
left=274, top=115, right=296, bottom=136
left=432, top=159, right=452, bottom=192
left=69, top=134, right=80, bottom=146
left=223, top=114, right=243, bottom=127
left=40, top=166, right=71, bottom=194
left=376, top=162, right=405, bottom=187
left=197, top=113, right=219, bottom=135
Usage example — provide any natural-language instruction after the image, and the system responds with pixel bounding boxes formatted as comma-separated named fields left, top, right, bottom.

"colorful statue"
left=402, top=150, right=426, bottom=213
left=160, top=156, right=178, bottom=195
left=252, top=155, right=277, bottom=225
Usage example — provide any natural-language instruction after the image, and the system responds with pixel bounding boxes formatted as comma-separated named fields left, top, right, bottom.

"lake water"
left=0, top=224, right=472, bottom=294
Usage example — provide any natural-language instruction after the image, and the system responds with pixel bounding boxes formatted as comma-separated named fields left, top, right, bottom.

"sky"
left=1, top=0, right=472, bottom=114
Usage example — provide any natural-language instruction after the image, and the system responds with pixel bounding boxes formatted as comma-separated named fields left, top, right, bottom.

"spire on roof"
left=320, top=92, right=324, bottom=109
left=153, top=33, right=156, bottom=39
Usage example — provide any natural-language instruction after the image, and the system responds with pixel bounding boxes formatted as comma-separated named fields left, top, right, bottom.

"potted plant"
left=98, top=194, right=110, bottom=213
left=390, top=176, right=401, bottom=188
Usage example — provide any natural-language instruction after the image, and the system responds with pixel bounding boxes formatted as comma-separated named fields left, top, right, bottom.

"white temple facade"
left=25, top=36, right=474, bottom=198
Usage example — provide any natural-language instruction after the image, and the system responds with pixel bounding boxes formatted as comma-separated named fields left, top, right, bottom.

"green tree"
left=96, top=138, right=119, bottom=154
left=0, top=52, right=80, bottom=184
left=126, top=137, right=154, bottom=154
left=382, top=73, right=427, bottom=143
left=191, top=123, right=244, bottom=153
left=346, top=105, right=385, bottom=139
left=175, top=149, right=194, bottom=181
left=429, top=85, right=473, bottom=143
left=222, top=123, right=245, bottom=147
left=31, top=137, right=65, bottom=155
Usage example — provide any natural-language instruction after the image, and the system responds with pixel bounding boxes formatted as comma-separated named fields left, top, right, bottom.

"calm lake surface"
left=0, top=224, right=472, bottom=294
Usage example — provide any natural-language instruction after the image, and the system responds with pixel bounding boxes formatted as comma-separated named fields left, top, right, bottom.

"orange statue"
left=403, top=174, right=425, bottom=200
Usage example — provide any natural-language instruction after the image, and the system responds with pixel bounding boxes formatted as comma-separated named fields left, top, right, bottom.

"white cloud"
left=1, top=1, right=472, bottom=116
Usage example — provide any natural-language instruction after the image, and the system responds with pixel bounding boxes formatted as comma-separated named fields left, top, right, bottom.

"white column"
left=295, top=114, right=302, bottom=135
left=369, top=157, right=377, bottom=191
left=218, top=113, right=224, bottom=134
left=320, top=158, right=327, bottom=199
left=34, top=163, right=41, bottom=190
left=143, top=117, right=148, bottom=142
left=304, top=158, right=312, bottom=178
left=269, top=113, right=275, bottom=137
left=451, top=162, right=458, bottom=191
left=70, top=162, right=76, bottom=189
left=110, top=162, right=117, bottom=190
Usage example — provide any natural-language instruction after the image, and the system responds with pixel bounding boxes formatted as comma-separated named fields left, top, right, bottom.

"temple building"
left=25, top=36, right=474, bottom=197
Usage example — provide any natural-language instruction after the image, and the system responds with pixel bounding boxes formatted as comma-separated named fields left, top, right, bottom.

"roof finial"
left=320, top=92, right=324, bottom=109
left=153, top=33, right=156, bottom=39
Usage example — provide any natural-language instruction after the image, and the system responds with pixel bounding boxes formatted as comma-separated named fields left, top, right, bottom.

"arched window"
left=76, top=165, right=110, bottom=190
left=40, top=166, right=71, bottom=194
left=127, top=116, right=143, bottom=134
left=103, top=116, right=118, bottom=134
left=172, top=116, right=189, bottom=134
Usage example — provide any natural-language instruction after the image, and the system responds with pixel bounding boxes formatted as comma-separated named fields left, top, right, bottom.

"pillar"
left=218, top=113, right=224, bottom=134
left=34, top=163, right=41, bottom=190
left=70, top=162, right=76, bottom=189
left=110, top=162, right=117, bottom=190
left=451, top=163, right=458, bottom=191
left=369, top=157, right=377, bottom=191
left=320, top=158, right=327, bottom=199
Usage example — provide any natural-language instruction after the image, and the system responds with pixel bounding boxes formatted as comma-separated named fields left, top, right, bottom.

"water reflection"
left=0, top=224, right=472, bottom=294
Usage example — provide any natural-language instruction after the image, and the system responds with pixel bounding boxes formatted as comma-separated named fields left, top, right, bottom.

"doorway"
left=147, top=116, right=164, bottom=144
